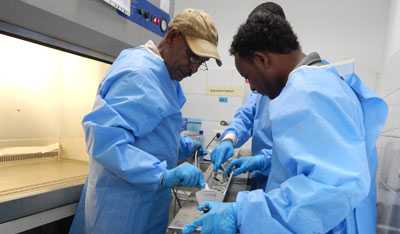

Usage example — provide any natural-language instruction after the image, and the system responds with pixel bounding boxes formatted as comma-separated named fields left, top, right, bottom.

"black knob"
left=137, top=8, right=145, bottom=15
left=143, top=11, right=150, bottom=20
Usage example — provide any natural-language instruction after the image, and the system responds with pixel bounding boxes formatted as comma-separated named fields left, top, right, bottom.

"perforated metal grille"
left=0, top=152, right=58, bottom=163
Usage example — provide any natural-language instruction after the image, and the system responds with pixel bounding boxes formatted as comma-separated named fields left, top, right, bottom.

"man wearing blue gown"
left=184, top=6, right=388, bottom=234
left=211, top=2, right=283, bottom=189
left=69, top=9, right=222, bottom=234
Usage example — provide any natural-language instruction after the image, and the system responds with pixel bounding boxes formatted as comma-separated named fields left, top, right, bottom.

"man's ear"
left=253, top=51, right=269, bottom=70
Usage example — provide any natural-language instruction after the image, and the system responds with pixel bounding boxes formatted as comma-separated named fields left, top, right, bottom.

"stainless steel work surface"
left=0, top=158, right=87, bottom=202
left=0, top=158, right=88, bottom=223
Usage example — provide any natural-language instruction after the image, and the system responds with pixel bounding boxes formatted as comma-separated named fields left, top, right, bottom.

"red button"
left=152, top=17, right=160, bottom=25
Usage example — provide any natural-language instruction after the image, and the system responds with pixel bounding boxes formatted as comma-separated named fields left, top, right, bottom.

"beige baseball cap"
left=169, top=9, right=222, bottom=66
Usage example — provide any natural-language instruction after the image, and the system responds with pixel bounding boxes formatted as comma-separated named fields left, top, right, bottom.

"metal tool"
left=172, top=188, right=182, bottom=208
left=195, top=185, right=222, bottom=204
left=212, top=164, right=228, bottom=183
left=205, top=133, right=221, bottom=150
left=194, top=147, right=200, bottom=169
left=195, top=165, right=230, bottom=204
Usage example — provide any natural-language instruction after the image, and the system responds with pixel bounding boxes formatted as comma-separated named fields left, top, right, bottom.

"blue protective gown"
left=69, top=47, right=186, bottom=234
left=235, top=64, right=387, bottom=234
left=222, top=93, right=272, bottom=172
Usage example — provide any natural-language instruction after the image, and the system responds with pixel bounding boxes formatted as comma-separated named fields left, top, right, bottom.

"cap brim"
left=185, top=36, right=222, bottom=66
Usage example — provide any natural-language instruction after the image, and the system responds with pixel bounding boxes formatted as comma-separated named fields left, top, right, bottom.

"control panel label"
left=103, top=0, right=131, bottom=16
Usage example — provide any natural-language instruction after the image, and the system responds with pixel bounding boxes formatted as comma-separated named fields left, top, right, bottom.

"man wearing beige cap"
left=69, top=9, right=221, bottom=234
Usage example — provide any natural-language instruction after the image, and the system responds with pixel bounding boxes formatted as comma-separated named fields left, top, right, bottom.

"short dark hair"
left=230, top=12, right=300, bottom=57
left=248, top=2, right=286, bottom=19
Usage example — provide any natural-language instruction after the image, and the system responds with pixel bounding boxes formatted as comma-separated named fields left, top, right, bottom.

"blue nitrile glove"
left=182, top=201, right=238, bottom=234
left=210, top=140, right=234, bottom=172
left=193, top=142, right=207, bottom=157
left=179, top=136, right=208, bottom=160
left=225, top=154, right=269, bottom=176
left=162, top=162, right=205, bottom=188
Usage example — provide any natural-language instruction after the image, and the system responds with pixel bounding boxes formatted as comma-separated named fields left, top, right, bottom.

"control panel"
left=118, top=0, right=171, bottom=37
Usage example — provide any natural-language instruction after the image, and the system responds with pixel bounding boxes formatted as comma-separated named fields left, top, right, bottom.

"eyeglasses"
left=185, top=44, right=209, bottom=71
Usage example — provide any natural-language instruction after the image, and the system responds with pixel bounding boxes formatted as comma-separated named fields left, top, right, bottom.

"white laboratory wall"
left=175, top=0, right=389, bottom=148
left=379, top=0, right=400, bottom=138
left=384, top=0, right=400, bottom=64
left=279, top=0, right=388, bottom=90
left=0, top=34, right=109, bottom=161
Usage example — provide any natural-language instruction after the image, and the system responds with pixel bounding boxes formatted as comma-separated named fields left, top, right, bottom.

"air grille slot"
left=0, top=143, right=60, bottom=164
left=0, top=152, right=58, bottom=163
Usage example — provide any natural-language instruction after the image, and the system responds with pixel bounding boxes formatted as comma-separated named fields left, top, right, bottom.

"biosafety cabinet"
left=0, top=0, right=174, bottom=233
